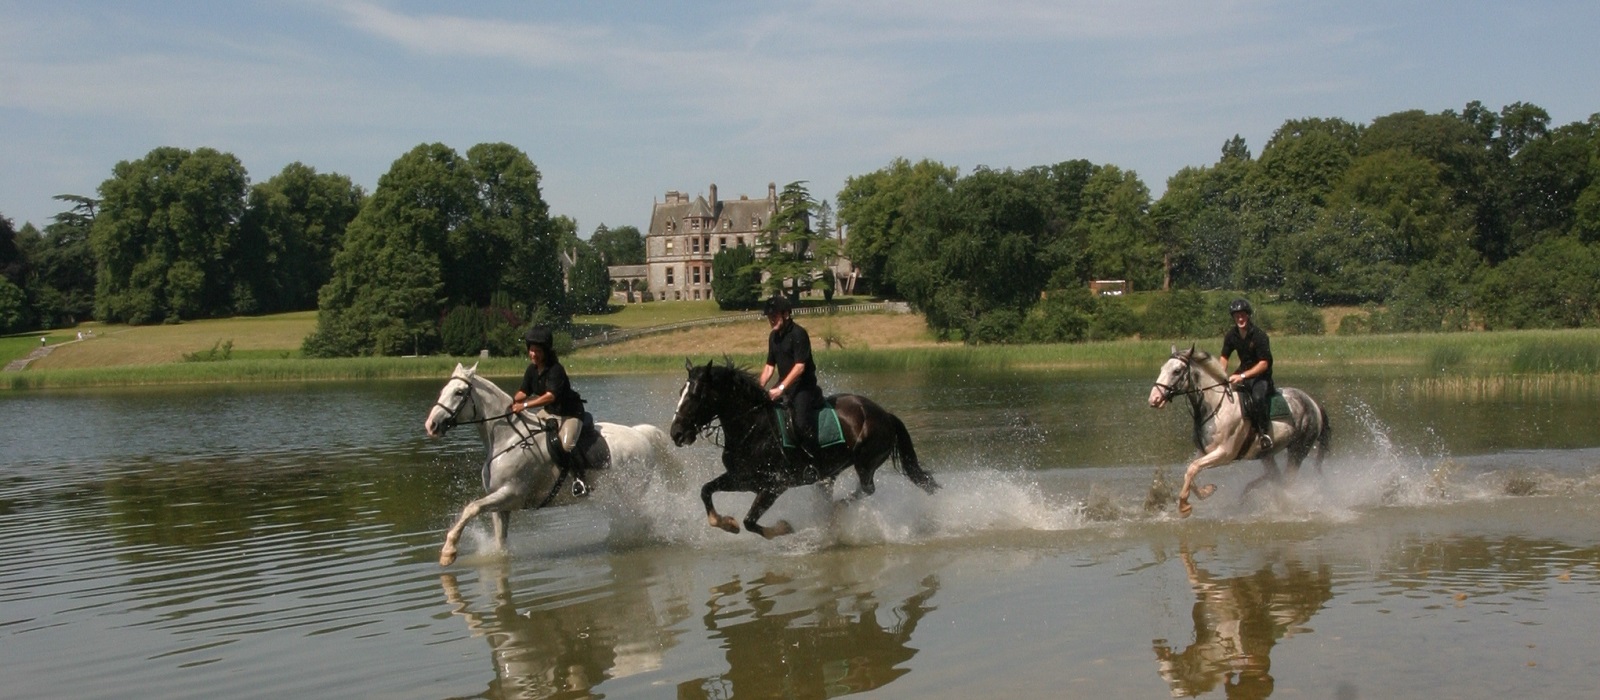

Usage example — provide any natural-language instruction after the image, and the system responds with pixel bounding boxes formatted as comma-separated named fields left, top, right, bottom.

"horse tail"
left=890, top=413, right=940, bottom=493
left=1312, top=404, right=1331, bottom=474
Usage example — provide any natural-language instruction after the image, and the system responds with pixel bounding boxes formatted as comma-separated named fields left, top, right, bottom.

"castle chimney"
left=709, top=183, right=718, bottom=208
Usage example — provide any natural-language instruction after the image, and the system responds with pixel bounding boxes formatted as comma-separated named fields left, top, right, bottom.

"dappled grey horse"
left=1148, top=346, right=1330, bottom=517
left=424, top=363, right=671, bottom=565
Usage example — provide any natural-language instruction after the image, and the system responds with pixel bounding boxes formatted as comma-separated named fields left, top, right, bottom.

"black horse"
left=669, top=359, right=940, bottom=538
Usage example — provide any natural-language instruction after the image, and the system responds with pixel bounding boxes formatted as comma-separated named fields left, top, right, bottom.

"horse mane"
left=703, top=358, right=770, bottom=405
left=455, top=363, right=510, bottom=403
left=1185, top=348, right=1228, bottom=384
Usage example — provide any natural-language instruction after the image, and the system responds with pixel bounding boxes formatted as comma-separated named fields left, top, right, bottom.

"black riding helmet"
left=1229, top=298, right=1253, bottom=316
left=762, top=295, right=792, bottom=316
left=523, top=326, right=554, bottom=348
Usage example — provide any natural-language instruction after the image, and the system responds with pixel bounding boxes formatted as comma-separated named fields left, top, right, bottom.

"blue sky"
left=3, top=1, right=1597, bottom=235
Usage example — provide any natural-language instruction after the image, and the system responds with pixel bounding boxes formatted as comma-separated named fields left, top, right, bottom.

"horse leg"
left=852, top=462, right=878, bottom=499
left=700, top=473, right=743, bottom=534
left=1177, top=445, right=1237, bottom=517
left=743, top=490, right=793, bottom=539
left=491, top=510, right=510, bottom=552
left=1239, top=454, right=1282, bottom=505
left=440, top=487, right=521, bottom=566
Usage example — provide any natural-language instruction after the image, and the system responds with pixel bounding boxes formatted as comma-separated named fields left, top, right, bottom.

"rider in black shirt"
left=758, top=296, right=824, bottom=461
left=511, top=326, right=591, bottom=496
left=1220, top=298, right=1275, bottom=450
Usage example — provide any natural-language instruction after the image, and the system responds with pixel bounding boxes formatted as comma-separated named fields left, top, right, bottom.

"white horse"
left=423, top=363, right=671, bottom=565
left=1147, top=346, right=1331, bottom=517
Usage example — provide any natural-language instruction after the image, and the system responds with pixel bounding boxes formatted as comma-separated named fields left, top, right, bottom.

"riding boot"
left=1255, top=418, right=1274, bottom=450
left=568, top=447, right=590, bottom=498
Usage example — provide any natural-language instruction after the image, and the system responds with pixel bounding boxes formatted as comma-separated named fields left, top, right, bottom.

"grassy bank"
left=8, top=308, right=1600, bottom=390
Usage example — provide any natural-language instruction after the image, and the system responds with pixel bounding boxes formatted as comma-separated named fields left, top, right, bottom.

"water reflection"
left=678, top=571, right=938, bottom=699
left=440, top=558, right=688, bottom=700
left=1152, top=545, right=1333, bottom=699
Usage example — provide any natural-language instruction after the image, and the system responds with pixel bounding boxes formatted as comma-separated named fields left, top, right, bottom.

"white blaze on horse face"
left=674, top=380, right=692, bottom=417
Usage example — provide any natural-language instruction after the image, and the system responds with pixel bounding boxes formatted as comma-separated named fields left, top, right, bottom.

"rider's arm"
left=515, top=391, right=556, bottom=412
left=778, top=363, right=806, bottom=393
left=758, top=363, right=775, bottom=388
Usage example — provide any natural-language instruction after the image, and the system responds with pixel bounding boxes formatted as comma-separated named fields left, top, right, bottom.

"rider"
left=1220, top=298, right=1275, bottom=450
left=758, top=295, right=824, bottom=462
left=511, top=326, right=591, bottom=497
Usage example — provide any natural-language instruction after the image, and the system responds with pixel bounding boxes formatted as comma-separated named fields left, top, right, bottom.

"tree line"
left=836, top=101, right=1600, bottom=341
left=1, top=100, right=1596, bottom=353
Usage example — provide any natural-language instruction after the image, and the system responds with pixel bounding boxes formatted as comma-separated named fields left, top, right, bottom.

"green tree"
left=91, top=146, right=250, bottom=323
left=1475, top=237, right=1600, bottom=329
left=589, top=224, right=645, bottom=265
left=759, top=181, right=834, bottom=299
left=237, top=163, right=364, bottom=314
left=891, top=167, right=1054, bottom=340
left=711, top=243, right=761, bottom=310
left=26, top=196, right=100, bottom=326
left=306, top=143, right=563, bottom=356
left=835, top=158, right=958, bottom=298
left=1077, top=165, right=1158, bottom=291
left=567, top=242, right=612, bottom=314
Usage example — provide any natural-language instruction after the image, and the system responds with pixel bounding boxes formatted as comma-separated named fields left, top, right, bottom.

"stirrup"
left=1258, top=432, right=1274, bottom=450
left=571, top=476, right=589, bottom=498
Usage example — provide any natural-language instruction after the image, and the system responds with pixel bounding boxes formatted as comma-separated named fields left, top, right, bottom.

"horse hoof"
left=710, top=515, right=740, bottom=534
left=1178, top=501, right=1193, bottom=518
left=440, top=549, right=457, bottom=567
left=761, top=520, right=794, bottom=539
left=1195, top=484, right=1217, bottom=500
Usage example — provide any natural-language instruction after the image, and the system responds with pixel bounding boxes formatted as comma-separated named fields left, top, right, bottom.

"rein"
left=1155, top=355, right=1235, bottom=428
left=683, top=374, right=779, bottom=450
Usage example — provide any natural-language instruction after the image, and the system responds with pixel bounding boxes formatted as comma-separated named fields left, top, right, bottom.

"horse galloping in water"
left=1148, top=346, right=1330, bottom=517
left=668, top=359, right=939, bottom=538
left=424, top=363, right=671, bottom=565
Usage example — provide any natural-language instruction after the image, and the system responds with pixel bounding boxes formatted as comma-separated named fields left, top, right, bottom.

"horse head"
left=1148, top=345, right=1198, bottom=409
left=425, top=363, right=485, bottom=438
left=670, top=359, right=718, bottom=446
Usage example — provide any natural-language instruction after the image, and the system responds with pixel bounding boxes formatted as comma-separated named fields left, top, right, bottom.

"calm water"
left=2, top=367, right=1598, bottom=699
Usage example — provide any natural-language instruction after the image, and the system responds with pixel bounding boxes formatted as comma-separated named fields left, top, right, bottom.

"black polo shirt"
left=518, top=361, right=585, bottom=416
left=766, top=320, right=818, bottom=394
left=1221, top=323, right=1273, bottom=384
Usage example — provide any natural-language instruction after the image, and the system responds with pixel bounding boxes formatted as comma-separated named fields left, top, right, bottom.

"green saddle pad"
left=1268, top=392, right=1291, bottom=419
left=775, top=401, right=846, bottom=449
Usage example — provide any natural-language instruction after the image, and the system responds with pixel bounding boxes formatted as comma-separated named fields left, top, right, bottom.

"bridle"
left=1153, top=352, right=1235, bottom=426
left=434, top=374, right=550, bottom=446
left=678, top=370, right=773, bottom=449
left=436, top=373, right=569, bottom=506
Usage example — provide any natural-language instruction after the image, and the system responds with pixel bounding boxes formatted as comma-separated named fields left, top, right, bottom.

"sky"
left=3, top=1, right=1598, bottom=235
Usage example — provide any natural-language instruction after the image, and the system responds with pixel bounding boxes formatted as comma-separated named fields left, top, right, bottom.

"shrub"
left=440, top=305, right=486, bottom=356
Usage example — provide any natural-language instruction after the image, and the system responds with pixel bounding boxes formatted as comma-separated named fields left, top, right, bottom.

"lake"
left=2, top=365, right=1597, bottom=699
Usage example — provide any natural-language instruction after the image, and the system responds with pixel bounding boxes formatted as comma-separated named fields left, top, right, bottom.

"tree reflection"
left=440, top=558, right=686, bottom=700
left=1152, top=546, right=1333, bottom=699
left=678, top=572, right=939, bottom=699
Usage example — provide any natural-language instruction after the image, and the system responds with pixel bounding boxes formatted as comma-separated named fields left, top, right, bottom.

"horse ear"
left=469, top=362, right=479, bottom=373
left=685, top=357, right=693, bottom=372
left=1187, top=343, right=1195, bottom=357
left=1170, top=344, right=1177, bottom=355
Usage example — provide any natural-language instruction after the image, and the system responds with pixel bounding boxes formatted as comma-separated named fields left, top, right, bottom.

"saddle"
left=773, top=399, right=846, bottom=450
left=541, top=412, right=610, bottom=471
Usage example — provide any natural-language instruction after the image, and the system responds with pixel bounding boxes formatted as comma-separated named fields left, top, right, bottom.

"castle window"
left=719, top=237, right=728, bottom=251
left=692, top=266, right=702, bottom=284
left=666, top=267, right=675, bottom=286
left=691, top=237, right=700, bottom=254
